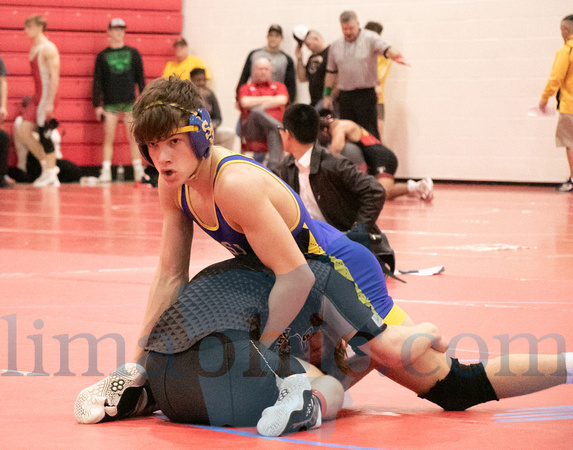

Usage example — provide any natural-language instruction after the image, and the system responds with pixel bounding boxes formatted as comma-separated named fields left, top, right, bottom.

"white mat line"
left=0, top=267, right=157, bottom=278
left=395, top=298, right=573, bottom=309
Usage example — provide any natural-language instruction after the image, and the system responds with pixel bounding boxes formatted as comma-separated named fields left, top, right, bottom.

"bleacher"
left=1, top=0, right=182, bottom=167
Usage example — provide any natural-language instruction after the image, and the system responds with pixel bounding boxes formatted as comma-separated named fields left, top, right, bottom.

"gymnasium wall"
left=0, top=0, right=182, bottom=166
left=183, top=0, right=571, bottom=183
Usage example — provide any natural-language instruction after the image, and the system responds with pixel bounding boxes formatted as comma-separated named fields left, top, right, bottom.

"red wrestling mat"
left=1, top=183, right=572, bottom=449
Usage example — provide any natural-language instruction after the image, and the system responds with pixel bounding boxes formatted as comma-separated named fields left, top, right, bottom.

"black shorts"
left=361, top=143, right=398, bottom=177
left=145, top=329, right=304, bottom=427
left=144, top=256, right=387, bottom=425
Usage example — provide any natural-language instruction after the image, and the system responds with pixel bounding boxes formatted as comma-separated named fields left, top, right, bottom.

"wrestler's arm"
left=43, top=43, right=60, bottom=117
left=330, top=120, right=361, bottom=154
left=216, top=170, right=315, bottom=348
left=133, top=180, right=193, bottom=362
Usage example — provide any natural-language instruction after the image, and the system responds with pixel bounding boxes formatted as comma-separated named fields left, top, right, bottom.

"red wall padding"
left=5, top=53, right=168, bottom=77
left=5, top=0, right=181, bottom=12
left=0, top=6, right=182, bottom=34
left=1, top=30, right=181, bottom=55
left=2, top=1, right=183, bottom=167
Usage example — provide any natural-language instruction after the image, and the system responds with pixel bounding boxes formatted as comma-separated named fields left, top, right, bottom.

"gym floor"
left=1, top=182, right=571, bottom=449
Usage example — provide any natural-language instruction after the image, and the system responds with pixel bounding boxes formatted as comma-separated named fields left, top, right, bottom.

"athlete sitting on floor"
left=74, top=76, right=445, bottom=435
left=318, top=108, right=434, bottom=201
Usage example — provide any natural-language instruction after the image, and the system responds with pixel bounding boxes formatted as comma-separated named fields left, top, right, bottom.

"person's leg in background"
left=99, top=108, right=119, bottom=182
left=123, top=110, right=144, bottom=181
left=0, top=129, right=12, bottom=188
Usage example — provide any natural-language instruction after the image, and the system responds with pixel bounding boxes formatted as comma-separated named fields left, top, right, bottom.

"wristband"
left=323, top=86, right=333, bottom=98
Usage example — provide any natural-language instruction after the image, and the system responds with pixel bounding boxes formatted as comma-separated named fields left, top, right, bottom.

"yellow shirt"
left=541, top=36, right=573, bottom=114
left=162, top=55, right=211, bottom=80
left=376, top=56, right=392, bottom=104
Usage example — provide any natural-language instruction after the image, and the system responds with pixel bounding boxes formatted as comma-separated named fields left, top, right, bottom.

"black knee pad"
left=419, top=357, right=499, bottom=411
left=38, top=127, right=55, bottom=154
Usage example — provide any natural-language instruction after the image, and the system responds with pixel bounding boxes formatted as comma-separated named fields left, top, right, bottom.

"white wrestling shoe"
left=33, top=166, right=60, bottom=187
left=257, top=374, right=322, bottom=437
left=408, top=178, right=434, bottom=201
left=419, top=177, right=434, bottom=201
left=133, top=164, right=145, bottom=183
left=75, top=363, right=153, bottom=424
left=98, top=167, right=112, bottom=183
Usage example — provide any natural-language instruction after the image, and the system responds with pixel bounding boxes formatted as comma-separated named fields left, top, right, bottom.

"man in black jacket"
left=280, top=103, right=384, bottom=235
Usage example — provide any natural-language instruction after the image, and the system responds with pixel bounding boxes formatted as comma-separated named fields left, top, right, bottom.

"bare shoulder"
left=44, top=40, right=60, bottom=57
left=215, top=161, right=268, bottom=205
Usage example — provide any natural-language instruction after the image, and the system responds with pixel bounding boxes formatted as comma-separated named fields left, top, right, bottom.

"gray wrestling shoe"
left=75, top=363, right=154, bottom=424
left=257, top=374, right=322, bottom=437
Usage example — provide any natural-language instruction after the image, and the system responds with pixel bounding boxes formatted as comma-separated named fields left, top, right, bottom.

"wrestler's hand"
left=74, top=363, right=151, bottom=424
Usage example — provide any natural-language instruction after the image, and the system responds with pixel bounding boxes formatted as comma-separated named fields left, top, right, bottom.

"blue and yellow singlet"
left=177, top=152, right=404, bottom=324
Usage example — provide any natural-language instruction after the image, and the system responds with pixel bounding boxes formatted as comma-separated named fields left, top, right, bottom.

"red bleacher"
left=1, top=1, right=182, bottom=168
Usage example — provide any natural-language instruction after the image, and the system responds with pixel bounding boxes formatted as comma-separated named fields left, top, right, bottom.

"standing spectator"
left=16, top=15, right=60, bottom=187
left=539, top=14, right=573, bottom=192
left=0, top=53, right=11, bottom=188
left=162, top=37, right=211, bottom=81
left=190, top=68, right=235, bottom=151
left=93, top=18, right=145, bottom=182
left=236, top=25, right=296, bottom=103
left=364, top=21, right=392, bottom=143
left=323, top=11, right=408, bottom=140
left=238, top=57, right=288, bottom=174
left=294, top=29, right=330, bottom=108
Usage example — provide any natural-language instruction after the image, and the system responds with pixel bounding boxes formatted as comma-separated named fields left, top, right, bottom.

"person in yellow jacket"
left=162, top=37, right=211, bottom=81
left=540, top=15, right=573, bottom=192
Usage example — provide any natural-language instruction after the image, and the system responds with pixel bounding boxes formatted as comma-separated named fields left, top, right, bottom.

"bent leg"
left=16, top=120, right=45, bottom=163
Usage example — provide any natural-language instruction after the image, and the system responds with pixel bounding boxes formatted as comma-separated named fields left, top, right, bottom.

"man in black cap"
left=236, top=24, right=296, bottom=103
left=162, top=37, right=210, bottom=82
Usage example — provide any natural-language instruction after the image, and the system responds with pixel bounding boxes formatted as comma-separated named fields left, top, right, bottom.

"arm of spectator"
left=284, top=54, right=297, bottom=102
left=540, top=45, right=569, bottom=107
left=134, top=49, right=145, bottom=95
left=208, top=91, right=223, bottom=129
left=295, top=45, right=308, bottom=83
left=240, top=94, right=288, bottom=111
left=236, top=52, right=254, bottom=99
left=43, top=43, right=60, bottom=120
left=92, top=54, right=104, bottom=109
left=384, top=47, right=410, bottom=66
left=335, top=157, right=385, bottom=231
left=0, top=76, right=7, bottom=122
left=323, top=72, right=338, bottom=110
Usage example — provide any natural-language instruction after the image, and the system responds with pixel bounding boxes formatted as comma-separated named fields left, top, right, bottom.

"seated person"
left=319, top=108, right=434, bottom=201
left=280, top=104, right=395, bottom=274
left=190, top=68, right=235, bottom=151
left=238, top=57, right=287, bottom=174
left=9, top=99, right=80, bottom=183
